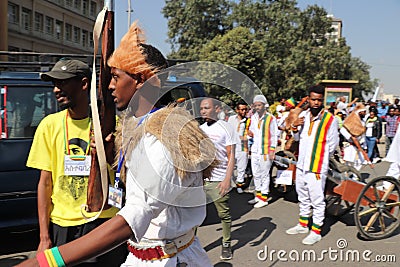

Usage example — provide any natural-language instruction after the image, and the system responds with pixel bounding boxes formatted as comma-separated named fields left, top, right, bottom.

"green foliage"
left=162, top=0, right=375, bottom=103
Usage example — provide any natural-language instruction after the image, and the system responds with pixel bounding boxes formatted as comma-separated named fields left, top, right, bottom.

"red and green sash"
left=259, top=114, right=274, bottom=155
left=309, top=112, right=334, bottom=173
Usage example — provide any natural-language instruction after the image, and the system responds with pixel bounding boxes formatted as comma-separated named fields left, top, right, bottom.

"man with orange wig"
left=18, top=22, right=215, bottom=267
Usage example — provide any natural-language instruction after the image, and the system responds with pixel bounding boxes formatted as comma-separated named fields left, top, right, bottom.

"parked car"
left=0, top=71, right=57, bottom=232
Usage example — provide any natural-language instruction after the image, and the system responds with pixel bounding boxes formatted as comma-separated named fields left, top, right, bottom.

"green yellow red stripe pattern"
left=261, top=114, right=273, bottom=155
left=241, top=118, right=251, bottom=152
left=311, top=223, right=321, bottom=234
left=309, top=112, right=334, bottom=173
left=299, top=216, right=309, bottom=227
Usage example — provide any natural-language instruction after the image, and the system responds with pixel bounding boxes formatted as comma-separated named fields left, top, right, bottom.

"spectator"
left=365, top=108, right=382, bottom=162
left=247, top=95, right=278, bottom=208
left=286, top=85, right=339, bottom=245
left=200, top=98, right=236, bottom=260
left=26, top=59, right=127, bottom=266
left=384, top=106, right=399, bottom=156
left=336, top=96, right=358, bottom=115
left=227, top=100, right=250, bottom=193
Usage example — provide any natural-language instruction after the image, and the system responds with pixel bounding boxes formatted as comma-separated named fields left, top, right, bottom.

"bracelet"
left=51, top=247, right=66, bottom=267
left=36, top=247, right=66, bottom=267
left=36, top=252, right=50, bottom=267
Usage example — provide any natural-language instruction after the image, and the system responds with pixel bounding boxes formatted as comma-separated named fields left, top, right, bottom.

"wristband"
left=36, top=247, right=66, bottom=267
left=51, top=247, right=66, bottom=267
left=36, top=252, right=50, bottom=267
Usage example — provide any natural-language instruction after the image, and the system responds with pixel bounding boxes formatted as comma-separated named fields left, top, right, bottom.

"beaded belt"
left=127, top=230, right=195, bottom=261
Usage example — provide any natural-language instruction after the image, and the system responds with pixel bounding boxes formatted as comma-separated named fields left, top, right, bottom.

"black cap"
left=41, top=59, right=91, bottom=81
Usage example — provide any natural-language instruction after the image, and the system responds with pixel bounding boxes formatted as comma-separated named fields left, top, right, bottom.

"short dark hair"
left=236, top=99, right=247, bottom=108
left=308, top=85, right=325, bottom=96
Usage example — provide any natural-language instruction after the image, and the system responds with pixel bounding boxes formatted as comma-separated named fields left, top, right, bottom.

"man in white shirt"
left=286, top=85, right=339, bottom=245
left=200, top=98, right=236, bottom=261
left=227, top=100, right=250, bottom=193
left=247, top=95, right=278, bottom=208
left=18, top=22, right=214, bottom=267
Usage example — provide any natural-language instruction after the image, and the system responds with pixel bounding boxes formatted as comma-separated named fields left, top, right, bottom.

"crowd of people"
left=17, top=20, right=400, bottom=267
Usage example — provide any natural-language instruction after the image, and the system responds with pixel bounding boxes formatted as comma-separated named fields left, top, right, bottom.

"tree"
left=162, top=0, right=232, bottom=60
left=163, top=0, right=375, bottom=102
left=198, top=26, right=265, bottom=101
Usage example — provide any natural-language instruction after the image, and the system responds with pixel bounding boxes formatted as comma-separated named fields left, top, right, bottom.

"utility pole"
left=127, top=0, right=133, bottom=29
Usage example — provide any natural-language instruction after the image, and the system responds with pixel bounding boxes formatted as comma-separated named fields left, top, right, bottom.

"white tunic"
left=118, top=134, right=211, bottom=267
left=293, top=110, right=339, bottom=174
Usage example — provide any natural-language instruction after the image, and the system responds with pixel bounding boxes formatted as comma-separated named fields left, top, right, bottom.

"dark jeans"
left=386, top=136, right=394, bottom=156
left=50, top=218, right=128, bottom=267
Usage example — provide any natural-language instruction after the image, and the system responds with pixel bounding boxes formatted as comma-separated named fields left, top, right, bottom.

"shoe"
left=237, top=187, right=243, bottom=194
left=302, top=231, right=322, bottom=245
left=254, top=200, right=268, bottom=208
left=220, top=243, right=232, bottom=260
left=286, top=224, right=309, bottom=235
left=372, top=158, right=382, bottom=164
left=248, top=197, right=260, bottom=204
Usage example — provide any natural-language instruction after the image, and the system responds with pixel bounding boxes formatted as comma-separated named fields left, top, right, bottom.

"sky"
left=114, top=0, right=400, bottom=95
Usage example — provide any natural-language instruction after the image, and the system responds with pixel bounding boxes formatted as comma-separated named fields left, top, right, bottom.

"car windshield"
left=1, top=85, right=57, bottom=138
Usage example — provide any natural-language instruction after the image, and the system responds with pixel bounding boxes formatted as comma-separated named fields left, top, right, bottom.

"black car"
left=0, top=71, right=57, bottom=232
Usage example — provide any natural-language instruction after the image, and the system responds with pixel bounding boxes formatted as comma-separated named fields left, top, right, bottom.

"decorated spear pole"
left=86, top=0, right=115, bottom=212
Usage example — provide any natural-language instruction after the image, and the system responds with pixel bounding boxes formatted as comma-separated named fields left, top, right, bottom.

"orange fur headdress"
left=107, top=21, right=155, bottom=80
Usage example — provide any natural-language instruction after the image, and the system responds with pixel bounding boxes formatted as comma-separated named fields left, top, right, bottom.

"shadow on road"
left=202, top=190, right=277, bottom=254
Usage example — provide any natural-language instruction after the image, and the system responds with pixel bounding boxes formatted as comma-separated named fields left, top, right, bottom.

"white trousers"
left=295, top=168, right=327, bottom=226
left=251, top=153, right=272, bottom=194
left=235, top=151, right=248, bottom=184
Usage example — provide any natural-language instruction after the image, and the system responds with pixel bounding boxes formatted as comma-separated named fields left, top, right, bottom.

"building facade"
left=326, top=14, right=343, bottom=43
left=1, top=0, right=103, bottom=59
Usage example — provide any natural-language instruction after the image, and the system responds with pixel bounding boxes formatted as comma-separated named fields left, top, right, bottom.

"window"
left=73, top=26, right=80, bottom=43
left=34, top=12, right=43, bottom=32
left=89, top=31, right=93, bottom=47
left=65, top=23, right=72, bottom=41
left=82, top=29, right=88, bottom=47
left=82, top=0, right=88, bottom=15
left=8, top=3, right=19, bottom=24
left=45, top=16, right=54, bottom=35
left=90, top=1, right=97, bottom=16
left=56, top=20, right=63, bottom=39
left=22, top=8, right=32, bottom=31
left=7, top=46, right=19, bottom=62
left=74, top=0, right=81, bottom=9
left=66, top=0, right=73, bottom=6
left=4, top=86, right=58, bottom=138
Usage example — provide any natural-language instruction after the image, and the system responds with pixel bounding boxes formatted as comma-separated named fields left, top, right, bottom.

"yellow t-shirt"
left=27, top=109, right=118, bottom=227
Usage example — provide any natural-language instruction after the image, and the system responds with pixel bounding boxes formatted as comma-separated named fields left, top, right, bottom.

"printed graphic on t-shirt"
left=60, top=137, right=89, bottom=201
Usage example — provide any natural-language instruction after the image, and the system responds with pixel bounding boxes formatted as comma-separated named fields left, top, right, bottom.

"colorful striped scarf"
left=309, top=112, right=334, bottom=173
left=241, top=118, right=251, bottom=152
left=258, top=114, right=274, bottom=155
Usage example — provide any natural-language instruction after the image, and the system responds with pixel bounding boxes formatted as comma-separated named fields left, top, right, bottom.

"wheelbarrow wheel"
left=354, top=176, right=400, bottom=240
left=270, top=150, right=296, bottom=195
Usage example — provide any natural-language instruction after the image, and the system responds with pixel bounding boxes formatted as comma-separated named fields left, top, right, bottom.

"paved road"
left=1, top=148, right=398, bottom=267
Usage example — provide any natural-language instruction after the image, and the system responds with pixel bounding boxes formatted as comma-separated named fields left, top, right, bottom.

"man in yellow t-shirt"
left=26, top=59, right=126, bottom=266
